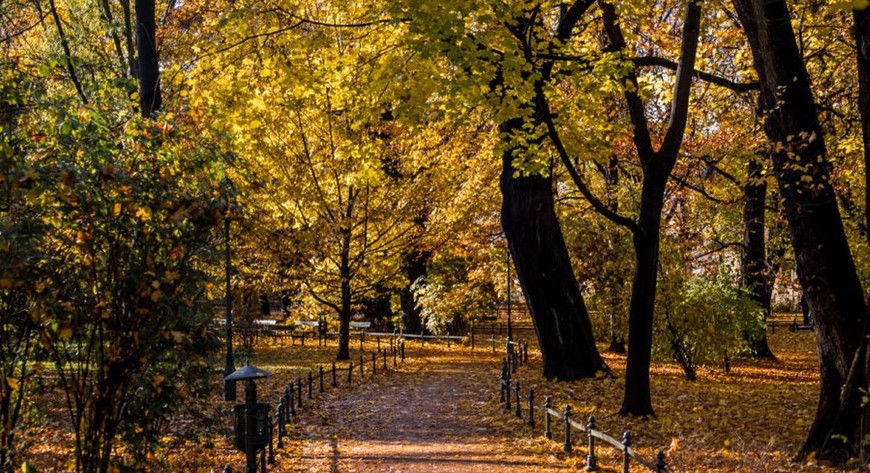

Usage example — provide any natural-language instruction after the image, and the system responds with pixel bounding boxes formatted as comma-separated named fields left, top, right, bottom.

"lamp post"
left=222, top=176, right=238, bottom=401
left=224, top=363, right=272, bottom=473
left=506, top=244, right=513, bottom=343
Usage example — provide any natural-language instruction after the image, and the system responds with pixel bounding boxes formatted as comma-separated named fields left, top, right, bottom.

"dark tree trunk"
left=596, top=0, right=702, bottom=417
left=499, top=118, right=608, bottom=381
left=336, top=271, right=351, bottom=361
left=732, top=0, right=868, bottom=462
left=620, top=162, right=668, bottom=416
left=135, top=0, right=161, bottom=117
left=856, top=6, right=870, bottom=244
left=399, top=250, right=430, bottom=334
left=741, top=156, right=774, bottom=358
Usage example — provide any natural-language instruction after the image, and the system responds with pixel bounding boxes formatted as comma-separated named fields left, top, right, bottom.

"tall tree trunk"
left=620, top=163, right=668, bottom=416
left=732, top=0, right=868, bottom=462
left=399, top=250, right=429, bottom=334
left=742, top=155, right=774, bottom=358
left=500, top=118, right=608, bottom=381
left=855, top=6, right=870, bottom=245
left=135, top=0, right=160, bottom=117
left=599, top=0, right=702, bottom=417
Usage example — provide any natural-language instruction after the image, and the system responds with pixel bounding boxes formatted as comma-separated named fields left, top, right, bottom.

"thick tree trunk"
left=855, top=6, right=870, bottom=244
left=732, top=0, right=868, bottom=462
left=499, top=118, right=608, bottom=381
left=134, top=0, right=160, bottom=117
left=620, top=164, right=668, bottom=417
left=399, top=250, right=429, bottom=334
left=742, top=156, right=774, bottom=358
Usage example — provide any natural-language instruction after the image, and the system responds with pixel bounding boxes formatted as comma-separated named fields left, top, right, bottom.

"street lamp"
left=221, top=176, right=238, bottom=401
left=506, top=243, right=513, bottom=343
left=225, top=363, right=272, bottom=473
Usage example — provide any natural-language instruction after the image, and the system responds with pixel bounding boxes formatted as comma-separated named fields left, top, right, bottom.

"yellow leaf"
left=150, top=289, right=162, bottom=302
left=6, top=377, right=19, bottom=390
left=113, top=202, right=122, bottom=217
left=59, top=326, right=73, bottom=340
left=669, top=437, right=679, bottom=452
left=163, top=270, right=181, bottom=282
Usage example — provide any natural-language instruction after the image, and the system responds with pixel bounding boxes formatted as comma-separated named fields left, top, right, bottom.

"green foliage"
left=655, top=267, right=765, bottom=380
left=412, top=251, right=499, bottom=335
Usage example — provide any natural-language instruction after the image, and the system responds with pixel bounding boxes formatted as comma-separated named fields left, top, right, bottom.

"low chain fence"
left=497, top=341, right=669, bottom=473
left=224, top=337, right=409, bottom=472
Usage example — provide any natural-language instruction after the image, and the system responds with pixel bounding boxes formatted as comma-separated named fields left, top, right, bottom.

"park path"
left=286, top=347, right=568, bottom=472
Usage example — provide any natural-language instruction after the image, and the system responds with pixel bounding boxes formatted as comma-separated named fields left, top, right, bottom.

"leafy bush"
left=655, top=270, right=765, bottom=380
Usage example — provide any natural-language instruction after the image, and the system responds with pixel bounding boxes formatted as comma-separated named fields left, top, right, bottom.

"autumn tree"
left=732, top=0, right=869, bottom=462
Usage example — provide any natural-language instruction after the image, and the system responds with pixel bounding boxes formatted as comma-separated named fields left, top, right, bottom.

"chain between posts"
left=494, top=340, right=668, bottom=473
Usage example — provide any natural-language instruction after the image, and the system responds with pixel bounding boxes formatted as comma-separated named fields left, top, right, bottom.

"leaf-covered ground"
left=22, top=330, right=844, bottom=472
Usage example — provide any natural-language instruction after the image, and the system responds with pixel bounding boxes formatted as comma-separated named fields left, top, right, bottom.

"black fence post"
left=499, top=358, right=507, bottom=403
left=393, top=344, right=398, bottom=367
left=261, top=446, right=267, bottom=473
left=528, top=389, right=535, bottom=429
left=544, top=396, right=552, bottom=439
left=332, top=362, right=337, bottom=387
left=656, top=451, right=666, bottom=473
left=284, top=387, right=292, bottom=417
left=564, top=404, right=572, bottom=453
left=377, top=335, right=381, bottom=351
left=400, top=340, right=405, bottom=362
left=372, top=352, right=377, bottom=374
left=276, top=400, right=285, bottom=449
left=289, top=385, right=296, bottom=416
left=523, top=341, right=529, bottom=363
left=622, top=431, right=631, bottom=473
left=319, top=366, right=324, bottom=393
left=308, top=371, right=313, bottom=399
left=447, top=333, right=451, bottom=348
left=296, top=377, right=302, bottom=409
left=348, top=361, right=353, bottom=384
left=267, top=415, right=275, bottom=465
left=586, top=416, right=597, bottom=471
left=514, top=380, right=521, bottom=418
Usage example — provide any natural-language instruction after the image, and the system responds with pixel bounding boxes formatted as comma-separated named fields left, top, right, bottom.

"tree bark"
left=742, top=156, right=774, bottom=358
left=500, top=118, right=608, bottom=381
left=732, top=0, right=868, bottom=462
left=855, top=6, right=870, bottom=245
left=135, top=0, right=161, bottom=117
left=399, top=250, right=429, bottom=334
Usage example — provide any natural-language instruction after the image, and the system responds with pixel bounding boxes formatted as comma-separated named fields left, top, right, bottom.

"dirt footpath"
left=285, top=347, right=567, bottom=472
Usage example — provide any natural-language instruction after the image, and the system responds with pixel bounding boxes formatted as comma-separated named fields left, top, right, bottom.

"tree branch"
left=632, top=56, right=758, bottom=92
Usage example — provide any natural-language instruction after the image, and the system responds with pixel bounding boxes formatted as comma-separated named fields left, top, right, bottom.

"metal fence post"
left=372, top=352, right=377, bottom=374
left=499, top=358, right=507, bottom=403
left=524, top=341, right=529, bottom=363
left=296, top=377, right=302, bottom=409
left=544, top=396, right=552, bottom=439
left=308, top=371, right=313, bottom=399
left=564, top=405, right=572, bottom=453
left=267, top=415, right=276, bottom=465
left=332, top=362, right=337, bottom=387
left=289, top=385, right=296, bottom=416
left=514, top=381, right=521, bottom=418
left=622, top=431, right=631, bottom=473
left=319, top=366, right=324, bottom=392
left=383, top=350, right=387, bottom=370
left=276, top=401, right=285, bottom=449
left=528, top=389, right=535, bottom=429
left=586, top=416, right=597, bottom=471
left=656, top=451, right=666, bottom=472
left=400, top=340, right=405, bottom=362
